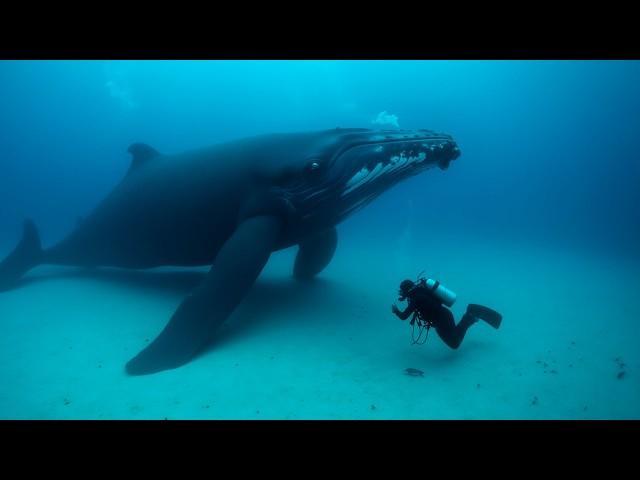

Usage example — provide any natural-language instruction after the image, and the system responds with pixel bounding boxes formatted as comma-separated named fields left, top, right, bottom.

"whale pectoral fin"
left=293, top=227, right=338, bottom=280
left=125, top=215, right=283, bottom=376
left=0, top=220, right=43, bottom=292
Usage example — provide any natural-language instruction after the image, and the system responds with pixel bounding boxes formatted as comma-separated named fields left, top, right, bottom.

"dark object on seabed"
left=466, top=304, right=502, bottom=329
left=405, top=368, right=424, bottom=377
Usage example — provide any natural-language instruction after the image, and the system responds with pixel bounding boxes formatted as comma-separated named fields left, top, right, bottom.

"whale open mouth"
left=340, top=138, right=460, bottom=197
left=343, top=150, right=427, bottom=195
left=289, top=129, right=461, bottom=227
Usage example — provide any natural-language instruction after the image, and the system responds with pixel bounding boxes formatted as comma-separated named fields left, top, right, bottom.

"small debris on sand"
left=476, top=383, right=481, bottom=389
left=404, top=368, right=424, bottom=377
left=531, top=396, right=538, bottom=406
left=370, top=404, right=377, bottom=411
left=64, top=398, right=71, bottom=406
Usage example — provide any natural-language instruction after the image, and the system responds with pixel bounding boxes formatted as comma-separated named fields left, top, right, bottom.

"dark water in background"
left=1, top=60, right=639, bottom=259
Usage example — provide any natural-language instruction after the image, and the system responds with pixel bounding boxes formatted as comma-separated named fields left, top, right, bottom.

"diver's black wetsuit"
left=393, top=286, right=477, bottom=349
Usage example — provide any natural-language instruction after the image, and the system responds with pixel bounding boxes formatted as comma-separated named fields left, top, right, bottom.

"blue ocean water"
left=0, top=60, right=638, bottom=419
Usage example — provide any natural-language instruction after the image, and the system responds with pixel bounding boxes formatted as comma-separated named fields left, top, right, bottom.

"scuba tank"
left=422, top=278, right=457, bottom=307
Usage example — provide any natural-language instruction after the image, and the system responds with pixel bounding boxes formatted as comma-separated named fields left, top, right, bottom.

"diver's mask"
left=398, top=280, right=416, bottom=301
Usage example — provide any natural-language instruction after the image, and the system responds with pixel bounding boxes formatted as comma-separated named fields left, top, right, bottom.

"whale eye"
left=305, top=159, right=324, bottom=176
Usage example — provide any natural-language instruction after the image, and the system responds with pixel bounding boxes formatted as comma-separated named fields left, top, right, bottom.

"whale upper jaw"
left=340, top=136, right=460, bottom=197
left=331, top=131, right=460, bottom=215
left=283, top=130, right=460, bottom=234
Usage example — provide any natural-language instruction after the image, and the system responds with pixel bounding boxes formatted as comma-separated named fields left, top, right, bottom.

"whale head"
left=269, top=128, right=461, bottom=235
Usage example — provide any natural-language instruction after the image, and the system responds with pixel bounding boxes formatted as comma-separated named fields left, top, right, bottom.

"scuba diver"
left=391, top=275, right=502, bottom=348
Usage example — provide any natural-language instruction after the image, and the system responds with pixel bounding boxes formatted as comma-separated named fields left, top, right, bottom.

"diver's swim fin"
left=467, top=304, right=502, bottom=329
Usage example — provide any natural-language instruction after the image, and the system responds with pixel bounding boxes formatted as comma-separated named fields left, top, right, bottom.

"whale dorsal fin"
left=127, top=143, right=161, bottom=174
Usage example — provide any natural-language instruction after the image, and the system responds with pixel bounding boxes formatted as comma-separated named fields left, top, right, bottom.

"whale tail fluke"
left=0, top=219, right=43, bottom=292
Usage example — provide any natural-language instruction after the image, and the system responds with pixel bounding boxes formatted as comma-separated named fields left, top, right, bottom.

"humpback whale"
left=0, top=128, right=460, bottom=375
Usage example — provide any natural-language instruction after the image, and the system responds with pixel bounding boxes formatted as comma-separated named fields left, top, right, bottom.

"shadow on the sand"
left=10, top=267, right=207, bottom=296
left=4, top=266, right=496, bottom=372
left=7, top=265, right=358, bottom=350
left=204, top=276, right=354, bottom=352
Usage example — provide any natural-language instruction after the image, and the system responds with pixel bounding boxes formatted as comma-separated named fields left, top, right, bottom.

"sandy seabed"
left=0, top=231, right=638, bottom=419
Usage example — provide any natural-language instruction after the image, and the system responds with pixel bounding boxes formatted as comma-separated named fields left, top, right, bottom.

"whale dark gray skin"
left=0, top=128, right=460, bottom=375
